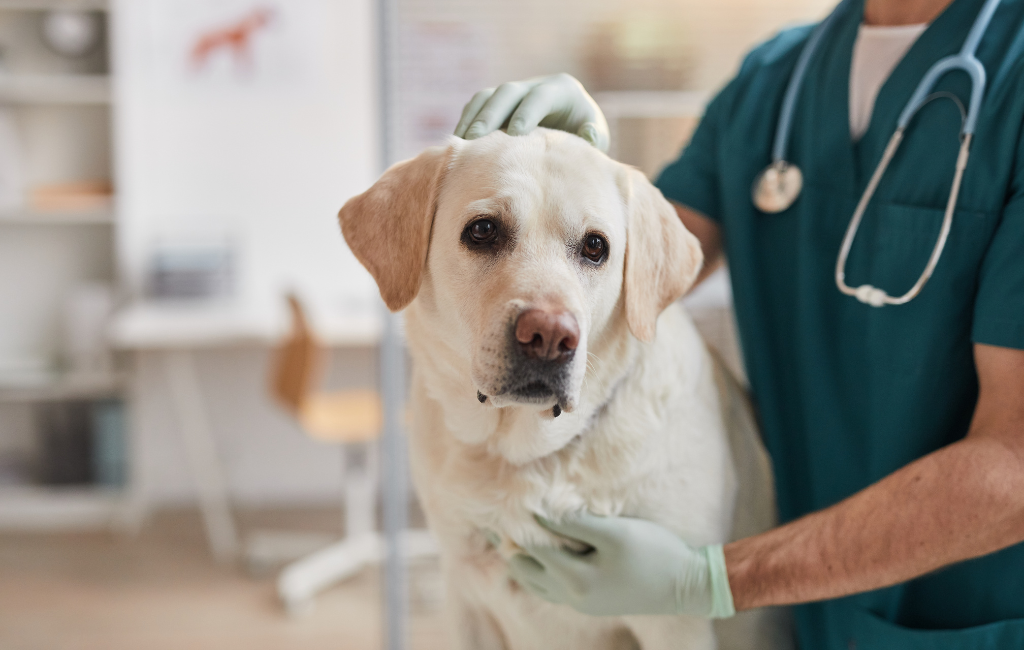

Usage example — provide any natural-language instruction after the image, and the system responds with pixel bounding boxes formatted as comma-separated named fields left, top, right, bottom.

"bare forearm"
left=671, top=202, right=723, bottom=288
left=724, top=435, right=1024, bottom=610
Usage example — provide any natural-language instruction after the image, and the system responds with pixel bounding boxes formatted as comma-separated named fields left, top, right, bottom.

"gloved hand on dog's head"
left=454, top=74, right=610, bottom=153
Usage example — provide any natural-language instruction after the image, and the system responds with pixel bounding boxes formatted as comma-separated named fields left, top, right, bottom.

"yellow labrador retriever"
left=339, top=129, right=783, bottom=650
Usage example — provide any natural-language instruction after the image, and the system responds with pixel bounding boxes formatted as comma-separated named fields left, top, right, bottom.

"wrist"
left=673, top=543, right=736, bottom=618
left=724, top=536, right=777, bottom=611
left=704, top=544, right=736, bottom=618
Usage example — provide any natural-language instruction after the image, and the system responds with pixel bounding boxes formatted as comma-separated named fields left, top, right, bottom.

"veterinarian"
left=454, top=0, right=1024, bottom=647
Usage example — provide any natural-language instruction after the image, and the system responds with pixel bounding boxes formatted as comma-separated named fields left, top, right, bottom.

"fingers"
left=506, top=83, right=559, bottom=136
left=529, top=544, right=589, bottom=576
left=508, top=554, right=559, bottom=603
left=509, top=548, right=592, bottom=605
left=527, top=545, right=599, bottom=602
left=508, top=553, right=545, bottom=582
left=454, top=88, right=494, bottom=138
left=455, top=74, right=609, bottom=151
left=577, top=121, right=610, bottom=153
left=535, top=512, right=624, bottom=548
left=461, top=81, right=534, bottom=140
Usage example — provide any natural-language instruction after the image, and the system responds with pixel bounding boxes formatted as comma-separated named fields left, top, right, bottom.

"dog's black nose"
left=515, top=308, right=579, bottom=362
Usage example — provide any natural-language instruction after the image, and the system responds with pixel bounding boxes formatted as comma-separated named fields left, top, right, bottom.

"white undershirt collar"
left=849, top=22, right=928, bottom=141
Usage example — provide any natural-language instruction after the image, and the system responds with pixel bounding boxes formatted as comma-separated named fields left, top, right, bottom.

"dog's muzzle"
left=492, top=307, right=579, bottom=409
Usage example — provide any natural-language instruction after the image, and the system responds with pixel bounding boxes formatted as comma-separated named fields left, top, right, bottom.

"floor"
left=0, top=508, right=449, bottom=650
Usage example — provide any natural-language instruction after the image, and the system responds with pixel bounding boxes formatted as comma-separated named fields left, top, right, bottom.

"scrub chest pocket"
left=865, top=202, right=994, bottom=310
left=846, top=200, right=995, bottom=380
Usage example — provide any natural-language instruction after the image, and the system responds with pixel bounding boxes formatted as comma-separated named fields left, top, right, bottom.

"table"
left=109, top=299, right=383, bottom=563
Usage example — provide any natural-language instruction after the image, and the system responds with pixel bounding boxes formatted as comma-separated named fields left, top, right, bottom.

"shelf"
left=0, top=0, right=107, bottom=11
left=0, top=485, right=122, bottom=531
left=0, top=371, right=126, bottom=402
left=0, top=207, right=114, bottom=225
left=593, top=90, right=711, bottom=120
left=0, top=73, right=110, bottom=104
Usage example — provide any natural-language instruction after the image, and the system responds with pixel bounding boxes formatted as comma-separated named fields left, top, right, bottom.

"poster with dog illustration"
left=144, top=0, right=325, bottom=92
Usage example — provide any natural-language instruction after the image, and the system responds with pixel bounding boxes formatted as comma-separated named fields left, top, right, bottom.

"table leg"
left=163, top=349, right=239, bottom=564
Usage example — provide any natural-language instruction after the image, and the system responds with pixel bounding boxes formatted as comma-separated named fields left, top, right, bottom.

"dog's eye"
left=467, top=218, right=498, bottom=244
left=581, top=233, right=607, bottom=263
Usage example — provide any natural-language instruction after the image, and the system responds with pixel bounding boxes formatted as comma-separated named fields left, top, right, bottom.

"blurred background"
left=0, top=0, right=829, bottom=648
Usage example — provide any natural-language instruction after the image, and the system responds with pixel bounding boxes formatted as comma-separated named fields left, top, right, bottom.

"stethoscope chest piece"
left=753, top=161, right=803, bottom=213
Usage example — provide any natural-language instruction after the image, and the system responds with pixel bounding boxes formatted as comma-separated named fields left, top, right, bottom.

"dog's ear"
left=338, top=144, right=454, bottom=311
left=620, top=166, right=704, bottom=342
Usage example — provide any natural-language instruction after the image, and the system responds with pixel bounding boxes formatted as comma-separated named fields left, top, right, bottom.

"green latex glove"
left=507, top=513, right=735, bottom=618
left=453, top=73, right=610, bottom=152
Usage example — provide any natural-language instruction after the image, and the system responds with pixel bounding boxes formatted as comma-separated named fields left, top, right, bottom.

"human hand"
left=453, top=74, right=610, bottom=152
left=507, top=513, right=735, bottom=618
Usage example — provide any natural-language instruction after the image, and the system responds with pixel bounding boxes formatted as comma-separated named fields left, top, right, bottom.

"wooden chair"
left=264, top=295, right=434, bottom=615
left=270, top=294, right=382, bottom=444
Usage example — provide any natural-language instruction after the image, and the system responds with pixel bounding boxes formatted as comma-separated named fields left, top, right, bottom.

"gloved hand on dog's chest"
left=507, top=513, right=736, bottom=619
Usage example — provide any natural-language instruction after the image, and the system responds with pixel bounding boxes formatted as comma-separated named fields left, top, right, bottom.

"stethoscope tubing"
left=899, top=55, right=986, bottom=133
left=834, top=132, right=971, bottom=306
left=763, top=0, right=1002, bottom=306
left=771, top=0, right=855, bottom=163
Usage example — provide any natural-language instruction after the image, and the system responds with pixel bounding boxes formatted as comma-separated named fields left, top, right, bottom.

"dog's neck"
left=404, top=298, right=643, bottom=466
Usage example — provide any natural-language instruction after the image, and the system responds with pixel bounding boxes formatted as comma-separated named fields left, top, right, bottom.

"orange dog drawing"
left=191, top=7, right=274, bottom=71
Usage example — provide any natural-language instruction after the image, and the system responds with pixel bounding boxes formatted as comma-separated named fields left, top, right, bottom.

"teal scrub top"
left=656, top=0, right=1024, bottom=647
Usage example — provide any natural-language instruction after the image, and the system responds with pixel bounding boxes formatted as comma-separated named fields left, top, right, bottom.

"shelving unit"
left=0, top=371, right=124, bottom=402
left=0, top=0, right=106, bottom=9
left=0, top=3, right=124, bottom=531
left=0, top=73, right=110, bottom=104
left=0, top=369, right=125, bottom=530
left=0, top=484, right=121, bottom=530
left=0, top=207, right=113, bottom=224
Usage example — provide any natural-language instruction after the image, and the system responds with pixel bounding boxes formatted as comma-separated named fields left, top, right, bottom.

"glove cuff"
left=705, top=544, right=736, bottom=619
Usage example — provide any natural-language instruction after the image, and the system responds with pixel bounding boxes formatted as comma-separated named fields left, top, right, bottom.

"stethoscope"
left=751, top=0, right=1002, bottom=307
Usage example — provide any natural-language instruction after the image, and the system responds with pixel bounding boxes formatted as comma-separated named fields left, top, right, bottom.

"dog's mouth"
left=474, top=336, right=581, bottom=415
left=478, top=379, right=572, bottom=415
left=511, top=380, right=555, bottom=400
left=497, top=378, right=562, bottom=407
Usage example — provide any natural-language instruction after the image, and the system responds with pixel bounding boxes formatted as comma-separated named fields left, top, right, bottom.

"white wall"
left=112, top=0, right=380, bottom=316
left=111, top=0, right=382, bottom=506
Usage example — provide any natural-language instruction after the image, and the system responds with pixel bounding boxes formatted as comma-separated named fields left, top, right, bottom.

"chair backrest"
left=269, top=295, right=382, bottom=443
left=270, top=294, right=326, bottom=414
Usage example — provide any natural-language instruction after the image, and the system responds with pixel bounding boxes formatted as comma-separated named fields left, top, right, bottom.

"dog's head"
left=339, top=129, right=702, bottom=425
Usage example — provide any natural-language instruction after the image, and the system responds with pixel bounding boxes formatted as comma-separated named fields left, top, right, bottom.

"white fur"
left=365, top=130, right=783, bottom=649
